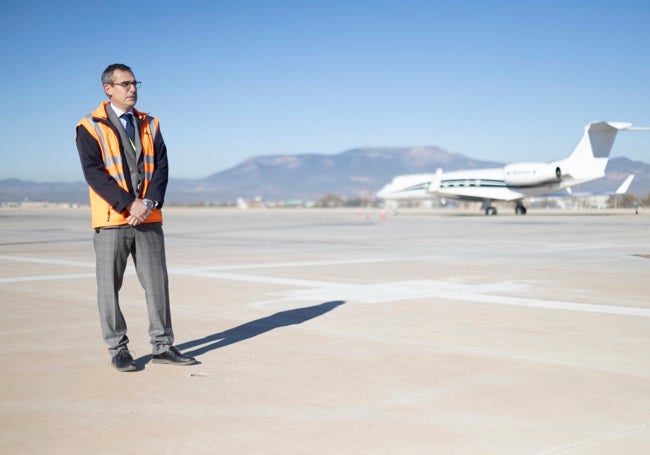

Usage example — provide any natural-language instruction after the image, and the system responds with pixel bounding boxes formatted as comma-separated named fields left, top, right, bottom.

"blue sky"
left=1, top=0, right=649, bottom=182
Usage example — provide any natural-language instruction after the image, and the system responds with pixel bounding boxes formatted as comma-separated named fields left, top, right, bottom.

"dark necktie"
left=121, top=113, right=135, bottom=142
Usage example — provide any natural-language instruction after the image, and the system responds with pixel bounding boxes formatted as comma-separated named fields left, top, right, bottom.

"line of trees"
left=609, top=192, right=650, bottom=208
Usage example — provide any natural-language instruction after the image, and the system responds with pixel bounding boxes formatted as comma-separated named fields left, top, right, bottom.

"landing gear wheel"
left=515, top=205, right=527, bottom=215
left=485, top=207, right=497, bottom=216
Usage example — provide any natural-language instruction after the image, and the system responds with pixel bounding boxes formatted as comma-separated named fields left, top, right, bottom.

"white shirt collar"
left=110, top=103, right=134, bottom=118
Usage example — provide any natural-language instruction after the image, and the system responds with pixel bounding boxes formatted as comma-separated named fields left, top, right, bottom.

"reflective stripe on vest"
left=81, top=115, right=128, bottom=187
left=82, top=111, right=159, bottom=187
left=141, top=115, right=158, bottom=185
left=78, top=102, right=163, bottom=228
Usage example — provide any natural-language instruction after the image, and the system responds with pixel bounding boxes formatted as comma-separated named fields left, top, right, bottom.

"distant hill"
left=166, top=147, right=503, bottom=204
left=2, top=148, right=649, bottom=205
left=0, top=179, right=89, bottom=205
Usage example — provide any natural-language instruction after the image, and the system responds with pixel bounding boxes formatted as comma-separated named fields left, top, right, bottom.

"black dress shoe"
left=112, top=349, right=137, bottom=372
left=152, top=346, right=197, bottom=365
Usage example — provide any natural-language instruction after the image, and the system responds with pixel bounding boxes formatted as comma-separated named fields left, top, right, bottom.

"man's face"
left=104, top=69, right=138, bottom=111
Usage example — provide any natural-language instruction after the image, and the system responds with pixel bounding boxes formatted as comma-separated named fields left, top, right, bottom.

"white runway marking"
left=0, top=273, right=96, bottom=283
left=170, top=269, right=338, bottom=287
left=0, top=255, right=95, bottom=268
left=275, top=279, right=650, bottom=317
left=195, top=258, right=395, bottom=270
left=2, top=255, right=649, bottom=317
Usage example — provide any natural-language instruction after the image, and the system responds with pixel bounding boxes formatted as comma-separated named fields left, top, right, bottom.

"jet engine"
left=503, top=163, right=561, bottom=186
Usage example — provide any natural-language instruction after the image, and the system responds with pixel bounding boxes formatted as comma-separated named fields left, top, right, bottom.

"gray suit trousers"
left=93, top=223, right=174, bottom=356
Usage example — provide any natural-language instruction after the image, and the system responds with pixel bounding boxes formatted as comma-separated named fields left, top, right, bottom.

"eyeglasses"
left=110, top=81, right=142, bottom=89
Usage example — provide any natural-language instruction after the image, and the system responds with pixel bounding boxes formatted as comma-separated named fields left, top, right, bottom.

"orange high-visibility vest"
left=77, top=101, right=163, bottom=228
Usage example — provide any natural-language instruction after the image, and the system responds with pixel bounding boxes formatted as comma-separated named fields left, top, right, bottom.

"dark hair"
left=101, top=63, right=133, bottom=85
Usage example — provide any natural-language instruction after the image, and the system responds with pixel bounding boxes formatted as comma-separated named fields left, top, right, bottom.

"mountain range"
left=2, top=147, right=650, bottom=205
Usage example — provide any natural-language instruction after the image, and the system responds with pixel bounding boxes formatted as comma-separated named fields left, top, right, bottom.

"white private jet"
left=376, top=121, right=647, bottom=215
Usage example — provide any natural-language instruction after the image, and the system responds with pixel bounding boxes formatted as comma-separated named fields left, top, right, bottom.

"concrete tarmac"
left=1, top=206, right=649, bottom=454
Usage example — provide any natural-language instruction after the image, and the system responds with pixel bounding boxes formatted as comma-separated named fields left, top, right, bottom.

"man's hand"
left=126, top=199, right=152, bottom=226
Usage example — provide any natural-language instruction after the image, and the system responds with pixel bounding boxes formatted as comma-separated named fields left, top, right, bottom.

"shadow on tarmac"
left=174, top=300, right=346, bottom=358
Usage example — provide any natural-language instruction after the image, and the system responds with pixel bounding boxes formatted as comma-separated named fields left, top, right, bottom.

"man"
left=76, top=63, right=196, bottom=371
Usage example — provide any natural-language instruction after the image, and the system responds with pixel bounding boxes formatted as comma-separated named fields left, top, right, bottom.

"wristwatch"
left=142, top=198, right=158, bottom=209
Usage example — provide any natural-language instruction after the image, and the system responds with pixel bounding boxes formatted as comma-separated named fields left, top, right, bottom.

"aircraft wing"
left=614, top=174, right=635, bottom=194
left=562, top=175, right=635, bottom=197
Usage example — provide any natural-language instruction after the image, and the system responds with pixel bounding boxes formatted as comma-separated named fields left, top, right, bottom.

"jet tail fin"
left=558, top=122, right=641, bottom=181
